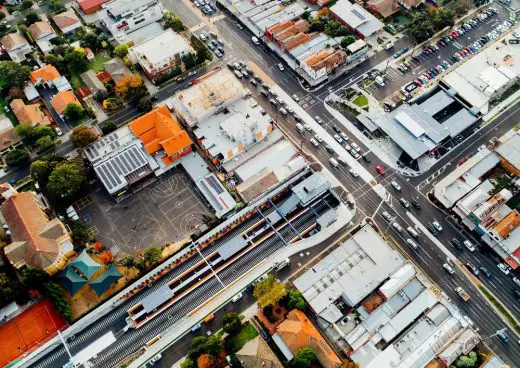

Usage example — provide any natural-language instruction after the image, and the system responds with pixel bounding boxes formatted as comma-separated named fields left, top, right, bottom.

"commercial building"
left=495, top=132, right=520, bottom=176
left=1, top=32, right=32, bottom=62
left=128, top=29, right=191, bottom=82
left=442, top=33, right=520, bottom=114
left=28, top=22, right=57, bottom=53
left=0, top=185, right=75, bottom=275
left=330, top=0, right=384, bottom=39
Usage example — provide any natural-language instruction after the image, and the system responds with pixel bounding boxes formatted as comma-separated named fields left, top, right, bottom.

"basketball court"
left=0, top=299, right=67, bottom=367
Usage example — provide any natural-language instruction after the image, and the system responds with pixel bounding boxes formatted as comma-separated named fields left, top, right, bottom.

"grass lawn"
left=392, top=14, right=411, bottom=26
left=353, top=95, right=368, bottom=107
left=70, top=74, right=85, bottom=89
left=89, top=53, right=111, bottom=72
left=0, top=95, right=18, bottom=126
left=229, top=322, right=259, bottom=352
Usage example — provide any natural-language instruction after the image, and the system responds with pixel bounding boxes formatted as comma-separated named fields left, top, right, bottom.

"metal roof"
left=70, top=250, right=102, bottom=280
left=292, top=172, right=330, bottom=206
left=217, top=235, right=248, bottom=260
left=141, top=284, right=174, bottom=313
left=495, top=133, right=520, bottom=171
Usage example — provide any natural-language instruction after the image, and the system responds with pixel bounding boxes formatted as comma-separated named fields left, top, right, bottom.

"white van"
left=252, top=36, right=260, bottom=45
left=406, top=227, right=419, bottom=239
left=385, top=42, right=394, bottom=50
left=296, top=123, right=304, bottom=133
left=375, top=76, right=385, bottom=86
left=275, top=258, right=290, bottom=270
left=406, top=238, right=418, bottom=249
left=329, top=158, right=339, bottom=168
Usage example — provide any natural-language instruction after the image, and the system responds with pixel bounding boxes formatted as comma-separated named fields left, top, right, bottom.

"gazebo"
left=56, top=266, right=88, bottom=296
left=89, top=264, right=123, bottom=296
left=70, top=250, right=102, bottom=279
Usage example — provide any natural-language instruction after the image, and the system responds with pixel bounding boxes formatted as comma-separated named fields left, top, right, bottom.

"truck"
left=455, top=287, right=470, bottom=301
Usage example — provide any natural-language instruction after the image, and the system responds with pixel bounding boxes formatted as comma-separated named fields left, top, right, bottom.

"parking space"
left=74, top=167, right=212, bottom=255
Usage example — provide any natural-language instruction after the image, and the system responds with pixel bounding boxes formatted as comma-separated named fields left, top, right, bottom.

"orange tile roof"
left=51, top=90, right=80, bottom=115
left=129, top=106, right=192, bottom=159
left=10, top=99, right=51, bottom=127
left=276, top=310, right=341, bottom=368
left=30, top=64, right=61, bottom=85
left=493, top=210, right=520, bottom=239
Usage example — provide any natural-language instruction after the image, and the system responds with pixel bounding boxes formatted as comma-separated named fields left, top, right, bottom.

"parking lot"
left=366, top=3, right=512, bottom=102
left=74, top=168, right=213, bottom=255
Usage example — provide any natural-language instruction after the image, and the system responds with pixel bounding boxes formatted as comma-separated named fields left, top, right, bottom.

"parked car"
left=498, top=263, right=510, bottom=275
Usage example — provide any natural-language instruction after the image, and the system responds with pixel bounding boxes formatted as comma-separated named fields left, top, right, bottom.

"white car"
left=390, top=180, right=401, bottom=191
left=304, top=123, right=311, bottom=131
left=443, top=263, right=455, bottom=275
left=513, top=277, right=520, bottom=287
left=463, top=240, right=475, bottom=252
left=463, top=315, right=474, bottom=327
left=349, top=169, right=358, bottom=178
left=315, top=116, right=324, bottom=124
left=337, top=156, right=347, bottom=165
left=351, top=142, right=361, bottom=152
left=279, top=108, right=288, bottom=115
left=392, top=222, right=403, bottom=232
left=340, top=132, right=349, bottom=141
left=231, top=292, right=243, bottom=302
left=498, top=263, right=510, bottom=275
left=314, top=134, right=323, bottom=143
left=277, top=63, right=284, bottom=71
left=382, top=211, right=392, bottom=222
left=432, top=220, right=443, bottom=232
left=310, top=138, right=319, bottom=147
left=333, top=134, right=343, bottom=143
left=55, top=127, right=63, bottom=136
left=149, top=354, right=162, bottom=365
left=292, top=94, right=300, bottom=102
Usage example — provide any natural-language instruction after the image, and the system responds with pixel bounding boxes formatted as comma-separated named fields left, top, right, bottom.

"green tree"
left=70, top=125, right=98, bottom=147
left=180, top=357, right=195, bottom=368
left=144, top=246, right=162, bottom=267
left=25, top=11, right=40, bottom=25
left=182, top=53, right=196, bottom=69
left=65, top=50, right=89, bottom=75
left=291, top=347, right=317, bottom=368
left=30, top=160, right=50, bottom=181
left=222, top=312, right=242, bottom=334
left=80, top=32, right=99, bottom=50
left=118, top=256, right=136, bottom=268
left=35, top=136, right=55, bottom=150
left=196, top=48, right=211, bottom=64
left=63, top=103, right=86, bottom=124
left=0, top=12, right=5, bottom=21
left=164, top=12, right=184, bottom=32
left=31, top=125, right=56, bottom=140
left=136, top=97, right=152, bottom=112
left=324, top=21, right=348, bottom=37
left=309, top=18, right=324, bottom=32
left=0, top=273, right=17, bottom=306
left=189, top=334, right=223, bottom=359
left=15, top=123, right=33, bottom=139
left=5, top=149, right=29, bottom=167
left=455, top=351, right=478, bottom=368
left=341, top=36, right=356, bottom=48
left=67, top=219, right=89, bottom=245
left=47, top=162, right=86, bottom=197
left=50, top=36, right=66, bottom=46
left=0, top=61, right=30, bottom=89
left=287, top=289, right=306, bottom=310
left=253, top=274, right=286, bottom=308
left=21, top=267, right=49, bottom=290
left=101, top=120, right=118, bottom=135
left=21, top=0, right=33, bottom=10
left=49, top=0, right=66, bottom=12
left=113, top=44, right=129, bottom=58
left=44, top=282, right=72, bottom=322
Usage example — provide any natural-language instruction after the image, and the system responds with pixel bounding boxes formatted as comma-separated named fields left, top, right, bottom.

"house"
left=28, top=21, right=57, bottom=53
left=52, top=10, right=82, bottom=34
left=0, top=117, right=21, bottom=155
left=50, top=90, right=81, bottom=117
left=399, top=0, right=424, bottom=9
left=273, top=309, right=342, bottom=368
left=235, top=336, right=283, bottom=368
left=77, top=0, right=109, bottom=14
left=0, top=32, right=32, bottom=62
left=367, top=0, right=400, bottom=19
left=330, top=0, right=384, bottom=39
left=0, top=186, right=75, bottom=275
left=128, top=29, right=191, bottom=82
left=103, top=58, right=132, bottom=83
left=10, top=99, right=51, bottom=127
left=80, top=70, right=107, bottom=95
left=30, top=64, right=72, bottom=92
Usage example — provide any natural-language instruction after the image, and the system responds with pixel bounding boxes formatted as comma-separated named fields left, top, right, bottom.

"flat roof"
left=129, top=29, right=190, bottom=68
left=291, top=172, right=330, bottom=206
left=103, top=0, right=156, bottom=17
left=217, top=235, right=248, bottom=260
left=141, top=284, right=174, bottom=313
left=495, top=132, right=520, bottom=171
left=330, top=0, right=383, bottom=37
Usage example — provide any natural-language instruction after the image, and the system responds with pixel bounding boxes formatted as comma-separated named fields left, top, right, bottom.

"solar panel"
left=205, top=175, right=224, bottom=194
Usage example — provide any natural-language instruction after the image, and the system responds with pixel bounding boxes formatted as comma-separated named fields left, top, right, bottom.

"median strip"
left=478, top=285, right=520, bottom=336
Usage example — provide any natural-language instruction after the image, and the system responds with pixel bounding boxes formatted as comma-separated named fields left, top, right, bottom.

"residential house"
left=330, top=0, right=384, bottom=39
left=10, top=99, right=51, bottom=127
left=52, top=10, right=82, bottom=35
left=367, top=0, right=400, bottom=19
left=28, top=21, right=57, bottom=53
left=50, top=90, right=81, bottom=118
left=0, top=186, right=75, bottom=275
left=273, top=309, right=342, bottom=368
left=0, top=32, right=32, bottom=62
left=30, top=64, right=72, bottom=92
left=399, top=0, right=424, bottom=9
left=0, top=117, right=21, bottom=155
left=103, top=58, right=132, bottom=84
left=80, top=70, right=108, bottom=95
left=235, top=336, right=283, bottom=368
left=128, top=29, right=191, bottom=82
left=77, top=0, right=109, bottom=14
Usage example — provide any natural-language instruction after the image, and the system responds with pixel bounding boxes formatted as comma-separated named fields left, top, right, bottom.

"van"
left=252, top=36, right=260, bottom=45
left=406, top=227, right=419, bottom=238
left=329, top=158, right=339, bottom=168
left=385, top=42, right=394, bottom=50
left=296, top=123, right=304, bottom=133
left=375, top=76, right=385, bottom=86
left=275, top=258, right=290, bottom=270
left=204, top=314, right=215, bottom=323
left=406, top=238, right=418, bottom=249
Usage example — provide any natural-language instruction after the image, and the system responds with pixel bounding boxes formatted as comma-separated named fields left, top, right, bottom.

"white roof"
left=71, top=332, right=116, bottom=366
left=330, top=0, right=383, bottom=37
left=130, top=29, right=190, bottom=67
left=379, top=264, right=416, bottom=299
left=394, top=111, right=425, bottom=137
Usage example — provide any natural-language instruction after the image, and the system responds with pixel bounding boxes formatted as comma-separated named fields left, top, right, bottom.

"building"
left=482, top=210, right=520, bottom=269
left=0, top=117, right=21, bottom=155
left=367, top=0, right=400, bottom=19
left=30, top=64, right=71, bottom=92
left=273, top=309, right=342, bottom=368
left=52, top=11, right=82, bottom=34
left=80, top=70, right=108, bottom=95
left=28, top=22, right=57, bottom=53
left=399, top=0, right=424, bottom=8
left=98, top=0, right=164, bottom=44
left=50, top=90, right=81, bottom=118
left=235, top=336, right=283, bottom=368
left=1, top=32, right=32, bottom=62
left=77, top=0, right=109, bottom=14
left=495, top=132, right=520, bottom=176
left=103, top=58, right=132, bottom=84
left=0, top=187, right=74, bottom=275
left=9, top=99, right=51, bottom=127
left=128, top=29, right=190, bottom=82
left=442, top=33, right=520, bottom=114
left=330, top=0, right=384, bottom=39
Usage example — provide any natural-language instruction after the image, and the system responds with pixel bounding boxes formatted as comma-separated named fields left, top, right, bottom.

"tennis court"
left=0, top=299, right=67, bottom=367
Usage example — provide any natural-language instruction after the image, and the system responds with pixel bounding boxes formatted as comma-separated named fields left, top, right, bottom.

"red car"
left=376, top=166, right=385, bottom=175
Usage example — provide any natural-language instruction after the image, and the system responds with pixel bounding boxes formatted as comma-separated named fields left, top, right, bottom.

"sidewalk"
left=129, top=202, right=354, bottom=367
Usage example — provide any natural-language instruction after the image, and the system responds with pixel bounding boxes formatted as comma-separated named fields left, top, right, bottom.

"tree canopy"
left=101, top=120, right=118, bottom=135
left=70, top=125, right=98, bottom=147
left=5, top=149, right=29, bottom=167
left=0, top=61, right=30, bottom=90
left=113, top=44, right=129, bottom=58
left=47, top=162, right=86, bottom=197
left=222, top=312, right=242, bottom=334
left=63, top=103, right=86, bottom=124
left=287, top=289, right=306, bottom=310
left=65, top=49, right=89, bottom=75
left=253, top=274, right=286, bottom=308
left=143, top=246, right=162, bottom=267
left=30, top=160, right=50, bottom=182
left=291, top=347, right=317, bottom=368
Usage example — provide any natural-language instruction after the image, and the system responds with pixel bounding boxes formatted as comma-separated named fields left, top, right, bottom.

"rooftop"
left=330, top=0, right=384, bottom=37
left=10, top=99, right=51, bottom=127
left=28, top=22, right=56, bottom=40
left=128, top=29, right=190, bottom=68
left=50, top=90, right=81, bottom=115
left=103, top=0, right=156, bottom=18
left=291, top=171, right=330, bottom=206
left=52, top=10, right=81, bottom=31
left=495, top=132, right=520, bottom=171
left=1, top=32, right=29, bottom=51
left=30, top=65, right=61, bottom=84
left=0, top=117, right=20, bottom=152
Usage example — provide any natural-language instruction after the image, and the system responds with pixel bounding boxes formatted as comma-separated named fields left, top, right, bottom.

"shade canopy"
left=56, top=266, right=88, bottom=296
left=70, top=250, right=102, bottom=279
left=89, top=264, right=123, bottom=296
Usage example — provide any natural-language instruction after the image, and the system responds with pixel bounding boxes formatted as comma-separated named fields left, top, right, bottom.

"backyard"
left=227, top=322, right=258, bottom=352
left=70, top=52, right=111, bottom=89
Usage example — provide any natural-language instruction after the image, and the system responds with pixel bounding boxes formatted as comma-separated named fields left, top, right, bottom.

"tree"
left=67, top=219, right=89, bottom=245
left=116, top=74, right=147, bottom=104
left=49, top=0, right=66, bottom=12
left=44, top=282, right=72, bottom=322
left=80, top=32, right=99, bottom=50
left=101, top=120, right=118, bottom=135
left=47, top=162, right=86, bottom=197
left=70, top=125, right=98, bottom=147
left=189, top=334, right=222, bottom=359
left=98, top=250, right=114, bottom=264
left=0, top=61, right=30, bottom=89
left=35, top=136, right=54, bottom=150
left=182, top=53, right=196, bottom=69
left=291, top=347, right=317, bottom=368
left=196, top=354, right=213, bottom=368
left=287, top=289, right=306, bottom=310
left=50, top=36, right=66, bottom=46
left=136, top=97, right=152, bottom=112
left=253, top=274, right=286, bottom=308
left=21, top=0, right=33, bottom=10
left=180, top=357, right=195, bottom=368
left=164, top=13, right=185, bottom=32
left=15, top=123, right=32, bottom=139
left=324, top=21, right=348, bottom=37
left=21, top=267, right=49, bottom=290
left=144, top=246, right=162, bottom=267
left=0, top=12, right=5, bottom=21
left=196, top=48, right=211, bottom=64
left=309, top=18, right=324, bottom=32
left=341, top=36, right=356, bottom=48
left=0, top=273, right=17, bottom=306
left=222, top=312, right=242, bottom=334
left=63, top=103, right=86, bottom=124
left=5, top=149, right=29, bottom=167
left=340, top=360, right=360, bottom=368
left=119, top=256, right=136, bottom=268
left=25, top=11, right=40, bottom=25
left=113, top=44, right=129, bottom=58
left=30, top=160, right=50, bottom=181
left=455, top=351, right=478, bottom=368
left=31, top=125, right=56, bottom=141
left=65, top=49, right=89, bottom=75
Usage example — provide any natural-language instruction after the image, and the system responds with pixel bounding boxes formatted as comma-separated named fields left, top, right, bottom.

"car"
left=382, top=211, right=392, bottom=221
left=337, top=156, right=347, bottom=165
left=466, top=263, right=479, bottom=277
left=498, top=263, right=510, bottom=275
left=286, top=106, right=294, bottom=114
left=375, top=165, right=385, bottom=175
left=497, top=330, right=509, bottom=344
left=463, top=240, right=476, bottom=252
left=315, top=116, right=324, bottom=124
left=399, top=198, right=410, bottom=209
left=414, top=79, right=423, bottom=87
left=391, top=222, right=403, bottom=232
left=275, top=97, right=283, bottom=105
left=260, top=329, right=270, bottom=342
left=344, top=143, right=352, bottom=151
left=391, top=180, right=401, bottom=191
left=340, top=132, right=349, bottom=141
left=277, top=63, right=284, bottom=71
left=304, top=124, right=311, bottom=131
left=349, top=169, right=359, bottom=178
left=279, top=108, right=287, bottom=115
left=406, top=238, right=419, bottom=249
left=351, top=151, right=361, bottom=159
left=214, top=50, right=223, bottom=58
left=480, top=267, right=492, bottom=278
left=55, top=127, right=63, bottom=136
left=411, top=198, right=420, bottom=209
left=429, top=225, right=439, bottom=236
left=450, top=238, right=462, bottom=249
left=314, top=134, right=323, bottom=143
left=325, top=145, right=333, bottom=154
left=292, top=94, right=300, bottom=102
left=362, top=154, right=371, bottom=162
left=515, top=289, right=520, bottom=300
left=249, top=78, right=257, bottom=86
left=231, top=292, right=243, bottom=302
left=310, top=138, right=319, bottom=147
left=269, top=98, right=277, bottom=106
left=149, top=354, right=162, bottom=365
left=432, top=220, right=442, bottom=232
left=333, top=134, right=343, bottom=143
left=514, top=277, right=520, bottom=287
left=351, top=142, right=361, bottom=152
left=443, top=263, right=455, bottom=275
left=194, top=0, right=201, bottom=6
left=332, top=125, right=341, bottom=133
